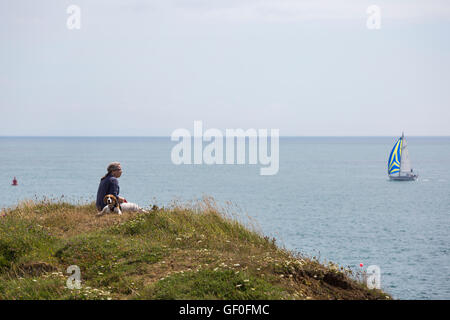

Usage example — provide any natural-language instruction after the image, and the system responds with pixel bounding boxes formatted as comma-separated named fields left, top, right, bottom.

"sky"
left=1, top=0, right=450, bottom=136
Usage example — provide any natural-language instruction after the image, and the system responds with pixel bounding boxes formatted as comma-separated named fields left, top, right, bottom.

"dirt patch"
left=322, top=271, right=353, bottom=290
left=17, top=262, right=57, bottom=277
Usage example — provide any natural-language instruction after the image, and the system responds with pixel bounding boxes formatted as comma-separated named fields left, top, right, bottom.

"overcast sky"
left=1, top=0, right=449, bottom=136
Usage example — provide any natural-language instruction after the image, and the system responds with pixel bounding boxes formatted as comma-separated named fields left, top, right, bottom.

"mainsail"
left=400, top=138, right=412, bottom=174
left=388, top=136, right=402, bottom=176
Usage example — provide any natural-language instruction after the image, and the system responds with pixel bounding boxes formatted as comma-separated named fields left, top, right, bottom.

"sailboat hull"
left=389, top=174, right=418, bottom=181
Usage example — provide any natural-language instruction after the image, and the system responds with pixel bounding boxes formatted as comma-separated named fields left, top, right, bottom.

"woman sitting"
left=96, top=162, right=147, bottom=214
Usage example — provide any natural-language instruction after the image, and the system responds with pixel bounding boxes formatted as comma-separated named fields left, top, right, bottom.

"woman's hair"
left=101, top=162, right=121, bottom=180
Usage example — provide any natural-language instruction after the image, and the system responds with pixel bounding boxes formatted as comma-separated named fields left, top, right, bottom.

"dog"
left=98, top=194, right=122, bottom=216
left=98, top=194, right=148, bottom=216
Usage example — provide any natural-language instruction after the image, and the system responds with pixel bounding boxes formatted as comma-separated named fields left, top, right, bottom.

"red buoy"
left=12, top=177, right=18, bottom=186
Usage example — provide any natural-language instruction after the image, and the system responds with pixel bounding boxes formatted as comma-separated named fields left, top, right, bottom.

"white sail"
left=400, top=138, right=412, bottom=174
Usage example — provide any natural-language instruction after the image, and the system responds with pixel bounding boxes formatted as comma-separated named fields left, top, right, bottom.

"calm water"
left=0, top=137, right=449, bottom=299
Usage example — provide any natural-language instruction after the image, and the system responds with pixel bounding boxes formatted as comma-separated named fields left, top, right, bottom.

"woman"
left=96, top=162, right=125, bottom=211
left=96, top=162, right=147, bottom=213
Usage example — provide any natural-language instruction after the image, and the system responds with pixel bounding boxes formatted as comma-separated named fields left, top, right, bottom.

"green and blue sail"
left=388, top=137, right=403, bottom=175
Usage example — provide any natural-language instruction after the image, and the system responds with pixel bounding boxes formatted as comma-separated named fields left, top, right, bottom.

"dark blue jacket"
left=96, top=174, right=120, bottom=211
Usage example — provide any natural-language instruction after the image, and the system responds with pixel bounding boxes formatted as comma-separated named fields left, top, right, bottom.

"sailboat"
left=387, top=133, right=418, bottom=181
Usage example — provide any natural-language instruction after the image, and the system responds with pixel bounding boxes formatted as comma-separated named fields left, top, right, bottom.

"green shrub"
left=143, top=269, right=286, bottom=300
left=0, top=216, right=57, bottom=271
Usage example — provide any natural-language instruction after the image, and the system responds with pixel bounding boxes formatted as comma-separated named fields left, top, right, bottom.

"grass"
left=0, top=197, right=391, bottom=300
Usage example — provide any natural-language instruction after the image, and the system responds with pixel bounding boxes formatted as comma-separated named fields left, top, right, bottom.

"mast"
left=399, top=132, right=404, bottom=176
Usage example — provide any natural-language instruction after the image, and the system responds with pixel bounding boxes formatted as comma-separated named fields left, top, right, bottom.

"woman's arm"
left=107, top=178, right=120, bottom=202
left=108, top=178, right=126, bottom=203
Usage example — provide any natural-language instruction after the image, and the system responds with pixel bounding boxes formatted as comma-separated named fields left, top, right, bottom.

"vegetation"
left=0, top=197, right=391, bottom=300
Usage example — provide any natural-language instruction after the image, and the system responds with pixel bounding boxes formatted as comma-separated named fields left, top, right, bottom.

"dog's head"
left=103, top=194, right=118, bottom=207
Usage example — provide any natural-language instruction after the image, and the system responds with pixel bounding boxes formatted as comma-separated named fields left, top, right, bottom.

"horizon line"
left=1, top=135, right=450, bottom=138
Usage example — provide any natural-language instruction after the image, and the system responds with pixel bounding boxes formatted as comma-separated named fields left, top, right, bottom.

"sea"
left=0, top=137, right=449, bottom=300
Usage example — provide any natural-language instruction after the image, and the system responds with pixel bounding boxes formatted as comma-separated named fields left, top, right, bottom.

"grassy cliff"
left=0, top=198, right=390, bottom=300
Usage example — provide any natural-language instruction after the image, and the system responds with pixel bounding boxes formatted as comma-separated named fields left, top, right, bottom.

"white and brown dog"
left=98, top=194, right=148, bottom=216
left=98, top=194, right=122, bottom=216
